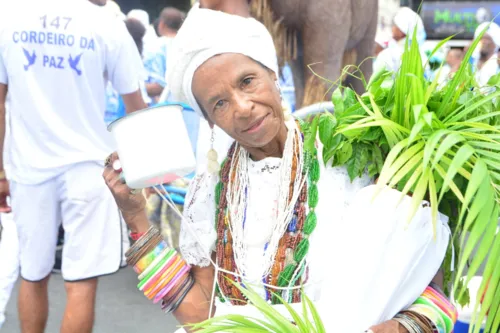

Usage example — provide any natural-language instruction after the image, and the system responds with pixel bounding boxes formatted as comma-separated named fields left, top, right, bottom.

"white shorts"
left=11, top=162, right=123, bottom=282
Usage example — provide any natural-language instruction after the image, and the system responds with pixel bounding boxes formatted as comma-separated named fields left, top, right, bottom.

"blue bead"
left=288, top=216, right=298, bottom=232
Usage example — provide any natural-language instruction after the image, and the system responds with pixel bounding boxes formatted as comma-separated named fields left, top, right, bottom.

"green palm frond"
left=319, top=25, right=500, bottom=332
left=187, top=281, right=324, bottom=333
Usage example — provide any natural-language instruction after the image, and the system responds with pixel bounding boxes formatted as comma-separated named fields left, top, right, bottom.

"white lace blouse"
left=179, top=152, right=450, bottom=332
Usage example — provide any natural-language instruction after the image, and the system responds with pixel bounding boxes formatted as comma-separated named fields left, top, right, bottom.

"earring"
left=207, top=128, right=220, bottom=174
left=276, top=81, right=292, bottom=121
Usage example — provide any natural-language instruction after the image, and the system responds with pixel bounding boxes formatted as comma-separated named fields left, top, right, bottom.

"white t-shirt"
left=476, top=54, right=499, bottom=87
left=0, top=0, right=142, bottom=184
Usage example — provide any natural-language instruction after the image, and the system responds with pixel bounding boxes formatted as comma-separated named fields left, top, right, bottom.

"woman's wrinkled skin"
left=192, top=53, right=288, bottom=161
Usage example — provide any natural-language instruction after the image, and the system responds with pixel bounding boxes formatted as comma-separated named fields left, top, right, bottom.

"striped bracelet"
left=407, top=284, right=458, bottom=333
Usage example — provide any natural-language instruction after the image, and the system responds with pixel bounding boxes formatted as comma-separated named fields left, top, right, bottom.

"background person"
left=474, top=22, right=500, bottom=87
left=143, top=7, right=186, bottom=104
left=373, top=7, right=428, bottom=75
left=0, top=1, right=146, bottom=333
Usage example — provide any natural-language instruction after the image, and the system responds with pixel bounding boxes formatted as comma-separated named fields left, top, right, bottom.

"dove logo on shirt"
left=12, top=15, right=96, bottom=75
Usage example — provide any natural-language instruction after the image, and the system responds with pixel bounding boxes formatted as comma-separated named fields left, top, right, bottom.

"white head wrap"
left=393, top=7, right=426, bottom=45
left=167, top=3, right=279, bottom=118
left=127, top=9, right=150, bottom=29
left=475, top=22, right=500, bottom=48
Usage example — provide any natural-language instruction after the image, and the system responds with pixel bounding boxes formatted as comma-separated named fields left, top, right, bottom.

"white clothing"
left=0, top=212, right=18, bottom=330
left=0, top=0, right=142, bottom=185
left=178, top=146, right=450, bottom=332
left=374, top=38, right=429, bottom=75
left=10, top=162, right=123, bottom=281
left=104, top=1, right=126, bottom=20
left=393, top=7, right=426, bottom=45
left=476, top=54, right=499, bottom=87
left=167, top=3, right=279, bottom=118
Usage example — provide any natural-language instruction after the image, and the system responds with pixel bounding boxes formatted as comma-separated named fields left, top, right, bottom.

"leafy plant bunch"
left=319, top=28, right=500, bottom=332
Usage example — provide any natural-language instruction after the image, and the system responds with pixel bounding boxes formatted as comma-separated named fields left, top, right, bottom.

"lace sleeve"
left=179, top=172, right=218, bottom=267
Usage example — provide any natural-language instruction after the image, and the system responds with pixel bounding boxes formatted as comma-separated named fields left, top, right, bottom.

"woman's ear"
left=270, top=70, right=278, bottom=82
left=209, top=121, right=215, bottom=129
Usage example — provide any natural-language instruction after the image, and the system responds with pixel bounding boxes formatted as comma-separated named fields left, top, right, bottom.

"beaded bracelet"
left=141, top=256, right=179, bottom=294
left=161, top=272, right=195, bottom=313
left=133, top=241, right=168, bottom=274
left=408, top=285, right=457, bottom=333
left=128, top=226, right=193, bottom=308
left=126, top=226, right=162, bottom=266
left=154, top=265, right=190, bottom=303
left=161, top=272, right=191, bottom=309
left=394, top=310, right=434, bottom=333
left=138, top=249, right=176, bottom=287
left=144, top=257, right=183, bottom=297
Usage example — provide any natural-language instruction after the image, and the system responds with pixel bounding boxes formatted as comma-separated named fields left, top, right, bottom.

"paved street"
left=2, top=268, right=180, bottom=333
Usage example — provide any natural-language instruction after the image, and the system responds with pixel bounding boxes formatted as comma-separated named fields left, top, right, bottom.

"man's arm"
left=199, top=0, right=250, bottom=17
left=0, top=83, right=10, bottom=212
left=121, top=90, right=147, bottom=114
left=0, top=84, right=6, bottom=173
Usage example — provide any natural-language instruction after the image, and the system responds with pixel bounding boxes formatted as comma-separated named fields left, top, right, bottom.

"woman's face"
left=192, top=53, right=283, bottom=148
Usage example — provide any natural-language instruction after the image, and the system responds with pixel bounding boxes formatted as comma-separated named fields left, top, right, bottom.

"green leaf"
left=331, top=88, right=344, bottom=114
left=346, top=144, right=368, bottom=181
left=304, top=294, right=325, bottom=333
left=335, top=141, right=352, bottom=166
left=343, top=88, right=357, bottom=109
left=305, top=115, right=319, bottom=154
left=487, top=72, right=500, bottom=86
left=318, top=113, right=338, bottom=147
left=372, top=145, right=384, bottom=173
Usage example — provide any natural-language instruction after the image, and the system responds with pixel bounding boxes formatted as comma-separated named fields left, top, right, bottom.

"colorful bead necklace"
left=214, top=120, right=319, bottom=305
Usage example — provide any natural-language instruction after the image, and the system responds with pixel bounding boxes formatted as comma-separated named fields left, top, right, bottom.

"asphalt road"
left=2, top=268, right=180, bottom=333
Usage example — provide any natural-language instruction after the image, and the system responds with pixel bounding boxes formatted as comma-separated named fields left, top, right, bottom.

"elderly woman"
left=103, top=4, right=457, bottom=333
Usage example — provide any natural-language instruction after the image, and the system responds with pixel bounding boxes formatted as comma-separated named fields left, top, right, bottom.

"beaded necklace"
left=214, top=120, right=319, bottom=305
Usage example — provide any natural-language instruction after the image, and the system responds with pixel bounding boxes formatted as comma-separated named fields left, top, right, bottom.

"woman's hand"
left=367, top=320, right=408, bottom=333
left=102, top=152, right=148, bottom=232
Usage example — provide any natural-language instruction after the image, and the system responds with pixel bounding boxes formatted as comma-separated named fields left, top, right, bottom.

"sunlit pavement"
left=2, top=268, right=180, bottom=333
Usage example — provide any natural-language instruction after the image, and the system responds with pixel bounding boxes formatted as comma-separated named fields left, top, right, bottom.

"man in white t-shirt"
left=0, top=1, right=146, bottom=332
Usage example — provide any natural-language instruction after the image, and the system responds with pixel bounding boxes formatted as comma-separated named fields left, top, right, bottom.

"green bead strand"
left=303, top=211, right=317, bottom=235
left=308, top=183, right=319, bottom=208
left=309, top=157, right=320, bottom=182
left=294, top=239, right=309, bottom=263
left=277, top=264, right=297, bottom=287
left=303, top=152, right=312, bottom=173
left=215, top=182, right=222, bottom=206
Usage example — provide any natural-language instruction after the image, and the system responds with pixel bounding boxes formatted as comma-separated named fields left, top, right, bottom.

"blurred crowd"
left=373, top=6, right=500, bottom=89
